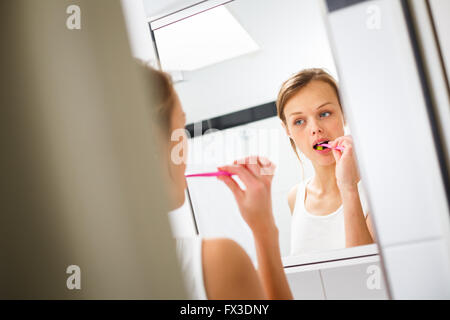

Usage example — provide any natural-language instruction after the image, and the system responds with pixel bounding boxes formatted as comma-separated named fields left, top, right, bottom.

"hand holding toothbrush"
left=216, top=156, right=278, bottom=235
left=330, top=135, right=360, bottom=192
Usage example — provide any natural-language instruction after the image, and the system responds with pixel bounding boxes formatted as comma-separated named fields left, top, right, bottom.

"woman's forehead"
left=285, top=81, right=338, bottom=115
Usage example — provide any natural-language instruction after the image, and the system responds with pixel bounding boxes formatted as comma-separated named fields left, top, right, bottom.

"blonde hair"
left=138, top=62, right=180, bottom=182
left=276, top=68, right=343, bottom=163
left=139, top=61, right=177, bottom=137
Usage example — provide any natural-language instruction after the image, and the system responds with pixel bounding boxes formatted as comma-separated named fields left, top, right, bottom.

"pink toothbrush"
left=316, top=143, right=345, bottom=152
left=185, top=170, right=235, bottom=178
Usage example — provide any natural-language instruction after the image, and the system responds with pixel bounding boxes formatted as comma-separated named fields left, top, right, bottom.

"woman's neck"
left=309, top=163, right=339, bottom=196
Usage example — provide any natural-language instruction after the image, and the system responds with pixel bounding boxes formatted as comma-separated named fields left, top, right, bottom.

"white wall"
left=121, top=0, right=157, bottom=64
left=172, top=0, right=338, bottom=124
left=142, top=0, right=200, bottom=20
left=327, top=0, right=450, bottom=298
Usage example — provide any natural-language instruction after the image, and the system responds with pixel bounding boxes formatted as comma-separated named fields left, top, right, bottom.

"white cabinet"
left=320, top=261, right=388, bottom=300
left=286, top=270, right=325, bottom=300
left=284, top=247, right=389, bottom=300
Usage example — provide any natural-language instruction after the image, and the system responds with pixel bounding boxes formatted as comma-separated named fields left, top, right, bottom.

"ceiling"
left=141, top=0, right=200, bottom=19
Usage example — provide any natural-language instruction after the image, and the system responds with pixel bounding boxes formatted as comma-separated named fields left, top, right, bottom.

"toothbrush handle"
left=321, top=144, right=345, bottom=152
left=185, top=171, right=235, bottom=178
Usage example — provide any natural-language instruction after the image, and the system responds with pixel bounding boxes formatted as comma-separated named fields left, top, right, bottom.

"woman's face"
left=282, top=80, right=345, bottom=166
left=168, top=93, right=188, bottom=209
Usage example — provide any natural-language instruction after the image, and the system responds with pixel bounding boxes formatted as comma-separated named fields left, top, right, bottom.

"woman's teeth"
left=314, top=141, right=330, bottom=150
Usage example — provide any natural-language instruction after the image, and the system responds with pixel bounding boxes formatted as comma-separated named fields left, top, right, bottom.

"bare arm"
left=366, top=212, right=376, bottom=241
left=252, top=225, right=293, bottom=299
left=217, top=157, right=293, bottom=300
left=330, top=135, right=374, bottom=248
left=287, top=184, right=298, bottom=214
left=340, top=185, right=374, bottom=247
left=202, top=238, right=265, bottom=300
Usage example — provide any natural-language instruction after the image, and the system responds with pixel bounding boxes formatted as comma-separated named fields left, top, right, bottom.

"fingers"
left=330, top=135, right=354, bottom=161
left=339, top=136, right=354, bottom=158
left=332, top=148, right=342, bottom=161
left=330, top=136, right=353, bottom=151
left=218, top=156, right=276, bottom=192
left=234, top=156, right=261, bottom=178
left=218, top=163, right=256, bottom=187
left=233, top=156, right=276, bottom=177
left=217, top=175, right=244, bottom=200
left=258, top=156, right=276, bottom=176
left=330, top=138, right=342, bottom=161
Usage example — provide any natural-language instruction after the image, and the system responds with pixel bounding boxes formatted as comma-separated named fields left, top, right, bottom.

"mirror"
left=149, top=0, right=379, bottom=266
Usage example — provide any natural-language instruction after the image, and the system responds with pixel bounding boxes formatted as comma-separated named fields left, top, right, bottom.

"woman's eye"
left=294, top=119, right=304, bottom=126
left=320, top=112, right=331, bottom=118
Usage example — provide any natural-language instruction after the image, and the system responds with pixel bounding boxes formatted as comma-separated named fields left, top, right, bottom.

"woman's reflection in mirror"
left=277, top=69, right=375, bottom=256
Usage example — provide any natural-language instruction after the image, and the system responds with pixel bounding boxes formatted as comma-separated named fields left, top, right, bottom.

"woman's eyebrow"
left=317, top=102, right=332, bottom=109
left=288, top=102, right=332, bottom=117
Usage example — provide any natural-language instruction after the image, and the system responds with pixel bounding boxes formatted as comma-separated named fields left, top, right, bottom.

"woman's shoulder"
left=288, top=178, right=309, bottom=214
left=356, top=180, right=370, bottom=218
left=179, top=237, right=250, bottom=273
left=202, top=238, right=264, bottom=299
left=202, top=238, right=248, bottom=263
left=287, top=184, right=300, bottom=214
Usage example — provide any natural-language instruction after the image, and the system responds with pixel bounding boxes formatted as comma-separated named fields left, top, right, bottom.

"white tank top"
left=175, top=236, right=207, bottom=300
left=290, top=177, right=369, bottom=256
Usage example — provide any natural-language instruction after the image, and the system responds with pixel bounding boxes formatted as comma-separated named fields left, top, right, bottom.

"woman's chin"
left=315, top=156, right=336, bottom=167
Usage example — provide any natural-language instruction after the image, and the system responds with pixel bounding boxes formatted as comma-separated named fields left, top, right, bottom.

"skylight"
left=153, top=6, right=260, bottom=71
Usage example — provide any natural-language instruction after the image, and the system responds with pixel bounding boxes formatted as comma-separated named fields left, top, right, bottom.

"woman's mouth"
left=313, top=140, right=332, bottom=154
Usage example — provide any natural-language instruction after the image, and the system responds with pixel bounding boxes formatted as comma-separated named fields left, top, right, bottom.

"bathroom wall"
left=326, top=0, right=450, bottom=299
left=172, top=0, right=338, bottom=124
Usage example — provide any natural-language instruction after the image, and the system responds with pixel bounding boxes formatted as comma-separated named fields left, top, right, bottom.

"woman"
left=143, top=64, right=293, bottom=300
left=276, top=68, right=375, bottom=256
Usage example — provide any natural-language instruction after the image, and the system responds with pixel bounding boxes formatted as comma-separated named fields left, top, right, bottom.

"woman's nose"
left=310, top=122, right=323, bottom=135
